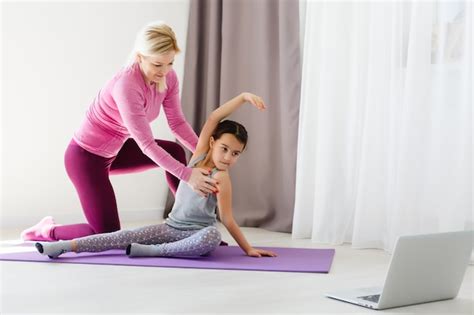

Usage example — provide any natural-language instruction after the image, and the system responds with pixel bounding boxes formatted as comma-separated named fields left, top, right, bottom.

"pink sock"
left=20, top=216, right=57, bottom=241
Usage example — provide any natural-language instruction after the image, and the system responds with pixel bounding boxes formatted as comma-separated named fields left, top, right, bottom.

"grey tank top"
left=165, top=154, right=219, bottom=230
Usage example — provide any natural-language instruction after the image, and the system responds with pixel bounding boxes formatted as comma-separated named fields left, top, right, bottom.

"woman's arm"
left=161, top=70, right=198, bottom=152
left=214, top=171, right=276, bottom=258
left=192, top=92, right=266, bottom=160
left=113, top=76, right=192, bottom=181
left=113, top=75, right=215, bottom=195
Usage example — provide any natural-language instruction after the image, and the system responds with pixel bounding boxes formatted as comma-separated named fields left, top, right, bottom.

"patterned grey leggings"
left=75, top=224, right=222, bottom=257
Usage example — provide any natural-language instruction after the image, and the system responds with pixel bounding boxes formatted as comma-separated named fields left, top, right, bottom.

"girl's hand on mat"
left=188, top=168, right=218, bottom=197
left=242, top=93, right=267, bottom=111
left=246, top=248, right=277, bottom=258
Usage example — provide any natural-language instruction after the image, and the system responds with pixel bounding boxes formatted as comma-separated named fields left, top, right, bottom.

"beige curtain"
left=168, top=0, right=301, bottom=233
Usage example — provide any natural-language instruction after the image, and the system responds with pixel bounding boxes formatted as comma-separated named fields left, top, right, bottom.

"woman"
left=21, top=21, right=217, bottom=241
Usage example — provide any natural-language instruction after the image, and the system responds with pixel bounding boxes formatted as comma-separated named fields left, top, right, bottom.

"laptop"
left=325, top=230, right=473, bottom=310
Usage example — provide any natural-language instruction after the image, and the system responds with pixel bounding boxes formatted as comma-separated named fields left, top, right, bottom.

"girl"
left=36, top=93, right=277, bottom=259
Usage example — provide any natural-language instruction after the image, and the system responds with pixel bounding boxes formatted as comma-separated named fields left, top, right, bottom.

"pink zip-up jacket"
left=73, top=62, right=197, bottom=181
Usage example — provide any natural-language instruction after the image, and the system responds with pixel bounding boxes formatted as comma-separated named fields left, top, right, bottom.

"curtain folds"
left=293, top=1, right=472, bottom=252
left=176, top=0, right=301, bottom=232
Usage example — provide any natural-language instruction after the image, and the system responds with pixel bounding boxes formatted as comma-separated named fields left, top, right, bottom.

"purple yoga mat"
left=0, top=246, right=335, bottom=273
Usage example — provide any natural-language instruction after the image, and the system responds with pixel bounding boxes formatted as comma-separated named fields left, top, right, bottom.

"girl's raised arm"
left=192, top=93, right=266, bottom=159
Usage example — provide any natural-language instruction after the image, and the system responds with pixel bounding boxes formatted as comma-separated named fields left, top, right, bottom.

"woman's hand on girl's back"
left=187, top=167, right=218, bottom=197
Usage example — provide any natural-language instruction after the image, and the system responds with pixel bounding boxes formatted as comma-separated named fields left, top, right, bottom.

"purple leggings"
left=53, top=138, right=186, bottom=241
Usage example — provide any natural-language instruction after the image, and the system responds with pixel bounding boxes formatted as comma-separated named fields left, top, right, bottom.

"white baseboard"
left=0, top=208, right=165, bottom=230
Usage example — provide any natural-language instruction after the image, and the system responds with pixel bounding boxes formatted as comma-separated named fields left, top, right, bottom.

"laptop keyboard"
left=358, top=294, right=380, bottom=303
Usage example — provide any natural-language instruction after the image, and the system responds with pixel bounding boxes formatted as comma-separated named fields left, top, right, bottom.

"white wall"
left=1, top=1, right=190, bottom=228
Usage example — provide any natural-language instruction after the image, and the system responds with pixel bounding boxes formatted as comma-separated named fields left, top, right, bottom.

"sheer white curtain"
left=293, top=1, right=472, bottom=252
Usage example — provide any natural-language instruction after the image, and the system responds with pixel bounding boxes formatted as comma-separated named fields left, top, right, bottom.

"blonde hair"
left=128, top=21, right=181, bottom=92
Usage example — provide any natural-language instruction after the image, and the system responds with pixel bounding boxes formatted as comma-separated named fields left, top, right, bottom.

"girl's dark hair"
left=212, top=120, right=248, bottom=149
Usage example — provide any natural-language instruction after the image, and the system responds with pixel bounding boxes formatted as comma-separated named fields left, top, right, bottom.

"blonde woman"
left=21, top=21, right=217, bottom=241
